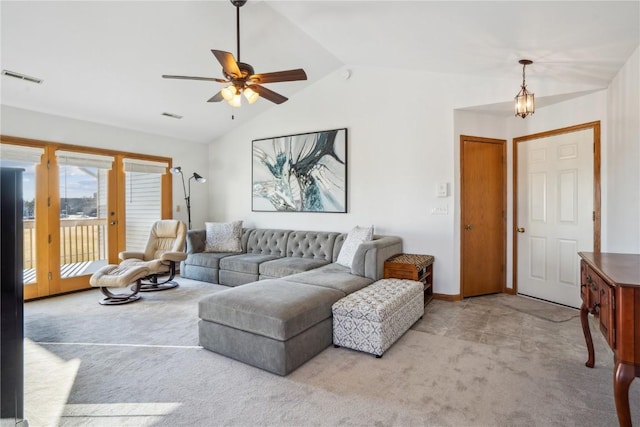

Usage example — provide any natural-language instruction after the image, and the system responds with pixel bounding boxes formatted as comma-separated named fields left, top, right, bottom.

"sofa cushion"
left=259, top=257, right=331, bottom=278
left=198, top=279, right=345, bottom=341
left=283, top=263, right=374, bottom=295
left=336, top=225, right=373, bottom=268
left=205, top=221, right=243, bottom=253
left=185, top=252, right=234, bottom=269
left=220, top=253, right=281, bottom=275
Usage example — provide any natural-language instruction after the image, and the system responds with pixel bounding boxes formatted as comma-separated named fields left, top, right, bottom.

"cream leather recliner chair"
left=119, top=219, right=188, bottom=291
left=90, top=219, right=188, bottom=305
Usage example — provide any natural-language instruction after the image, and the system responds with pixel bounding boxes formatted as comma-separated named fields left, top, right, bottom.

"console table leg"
left=613, top=360, right=635, bottom=427
left=580, top=303, right=595, bottom=368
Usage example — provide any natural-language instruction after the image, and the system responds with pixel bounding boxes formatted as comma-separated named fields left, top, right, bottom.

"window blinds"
left=0, top=144, right=44, bottom=163
left=123, top=158, right=168, bottom=174
left=56, top=150, right=115, bottom=170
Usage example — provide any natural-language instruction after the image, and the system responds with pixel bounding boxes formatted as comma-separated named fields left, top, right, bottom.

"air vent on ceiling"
left=162, top=112, right=183, bottom=119
left=2, top=69, right=43, bottom=84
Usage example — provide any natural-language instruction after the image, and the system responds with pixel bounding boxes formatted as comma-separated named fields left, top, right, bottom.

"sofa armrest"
left=160, top=251, right=188, bottom=263
left=119, top=251, right=145, bottom=261
left=350, top=236, right=402, bottom=281
left=186, top=229, right=206, bottom=254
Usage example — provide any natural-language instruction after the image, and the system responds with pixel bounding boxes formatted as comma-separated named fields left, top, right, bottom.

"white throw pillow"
left=205, top=221, right=243, bottom=253
left=336, top=225, right=374, bottom=268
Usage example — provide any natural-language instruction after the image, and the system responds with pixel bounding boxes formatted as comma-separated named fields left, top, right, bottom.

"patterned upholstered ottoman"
left=332, top=278, right=424, bottom=357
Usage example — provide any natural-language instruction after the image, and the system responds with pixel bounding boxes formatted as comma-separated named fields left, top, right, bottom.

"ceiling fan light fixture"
left=514, top=59, right=535, bottom=118
left=243, top=86, right=259, bottom=104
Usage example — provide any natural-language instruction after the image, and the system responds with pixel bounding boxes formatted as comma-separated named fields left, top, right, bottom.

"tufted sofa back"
left=286, top=231, right=339, bottom=261
left=246, top=229, right=291, bottom=256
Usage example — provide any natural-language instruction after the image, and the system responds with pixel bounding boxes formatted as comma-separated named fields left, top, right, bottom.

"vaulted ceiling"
left=1, top=1, right=638, bottom=143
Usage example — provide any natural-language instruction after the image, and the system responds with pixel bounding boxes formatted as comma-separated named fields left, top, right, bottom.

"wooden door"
left=515, top=126, right=596, bottom=308
left=461, top=136, right=506, bottom=297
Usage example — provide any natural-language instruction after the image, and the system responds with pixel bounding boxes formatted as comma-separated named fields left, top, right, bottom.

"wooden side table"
left=384, top=253, right=434, bottom=305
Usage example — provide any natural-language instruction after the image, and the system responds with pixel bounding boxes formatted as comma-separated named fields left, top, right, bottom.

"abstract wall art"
left=252, top=128, right=347, bottom=213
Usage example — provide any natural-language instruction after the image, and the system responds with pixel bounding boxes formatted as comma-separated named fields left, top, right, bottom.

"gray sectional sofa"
left=181, top=228, right=402, bottom=375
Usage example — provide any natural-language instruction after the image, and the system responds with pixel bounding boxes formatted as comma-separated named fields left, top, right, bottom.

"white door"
left=517, top=128, right=594, bottom=308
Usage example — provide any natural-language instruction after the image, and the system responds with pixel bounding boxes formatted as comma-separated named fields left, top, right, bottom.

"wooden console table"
left=579, top=252, right=640, bottom=427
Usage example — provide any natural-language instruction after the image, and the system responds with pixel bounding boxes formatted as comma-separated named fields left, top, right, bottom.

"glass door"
left=0, top=143, right=47, bottom=299
left=123, top=158, right=167, bottom=251
left=53, top=150, right=115, bottom=293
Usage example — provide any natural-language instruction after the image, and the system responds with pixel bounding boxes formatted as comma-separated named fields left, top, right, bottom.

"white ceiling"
left=1, top=1, right=638, bottom=143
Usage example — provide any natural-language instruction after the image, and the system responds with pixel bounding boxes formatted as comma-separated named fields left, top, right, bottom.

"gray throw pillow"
left=336, top=225, right=373, bottom=268
left=205, top=221, right=243, bottom=253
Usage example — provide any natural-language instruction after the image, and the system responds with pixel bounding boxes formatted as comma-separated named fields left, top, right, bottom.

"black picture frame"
left=252, top=128, right=347, bottom=213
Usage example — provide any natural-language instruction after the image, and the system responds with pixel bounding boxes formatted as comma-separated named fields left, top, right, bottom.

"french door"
left=0, top=136, right=173, bottom=299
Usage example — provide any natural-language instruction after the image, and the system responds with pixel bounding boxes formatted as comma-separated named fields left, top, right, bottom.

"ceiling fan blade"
left=207, top=92, right=224, bottom=103
left=249, top=69, right=307, bottom=84
left=162, top=74, right=227, bottom=83
left=251, top=85, right=288, bottom=104
left=211, top=50, right=241, bottom=78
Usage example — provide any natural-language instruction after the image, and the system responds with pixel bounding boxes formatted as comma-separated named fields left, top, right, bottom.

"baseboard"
left=433, top=293, right=462, bottom=302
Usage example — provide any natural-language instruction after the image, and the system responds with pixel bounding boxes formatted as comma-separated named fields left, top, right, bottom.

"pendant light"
left=514, top=59, right=535, bottom=118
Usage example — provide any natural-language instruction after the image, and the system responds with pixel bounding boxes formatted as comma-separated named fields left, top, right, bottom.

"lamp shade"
left=193, top=172, right=206, bottom=183
left=229, top=93, right=242, bottom=107
left=169, top=166, right=182, bottom=175
left=221, top=85, right=236, bottom=101
left=244, top=87, right=259, bottom=104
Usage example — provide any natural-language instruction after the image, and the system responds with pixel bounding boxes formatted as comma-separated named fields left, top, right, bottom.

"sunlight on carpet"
left=24, top=339, right=80, bottom=427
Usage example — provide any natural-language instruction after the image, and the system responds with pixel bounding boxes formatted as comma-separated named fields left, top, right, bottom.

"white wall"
left=606, top=47, right=640, bottom=253
left=5, top=50, right=634, bottom=297
left=0, top=105, right=210, bottom=229
left=208, top=64, right=610, bottom=296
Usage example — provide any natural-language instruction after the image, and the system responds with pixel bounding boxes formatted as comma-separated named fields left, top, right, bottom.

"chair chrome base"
left=137, top=262, right=180, bottom=292
left=98, top=279, right=142, bottom=305
left=139, top=281, right=179, bottom=292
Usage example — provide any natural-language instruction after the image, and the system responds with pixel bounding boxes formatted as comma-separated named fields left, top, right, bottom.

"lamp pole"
left=170, top=167, right=205, bottom=230
left=186, top=175, right=194, bottom=230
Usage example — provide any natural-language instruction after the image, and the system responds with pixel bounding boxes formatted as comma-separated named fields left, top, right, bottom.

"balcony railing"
left=23, top=218, right=108, bottom=283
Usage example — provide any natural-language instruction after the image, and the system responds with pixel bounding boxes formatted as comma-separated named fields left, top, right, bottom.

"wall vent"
left=1, top=69, right=43, bottom=84
left=161, top=112, right=183, bottom=119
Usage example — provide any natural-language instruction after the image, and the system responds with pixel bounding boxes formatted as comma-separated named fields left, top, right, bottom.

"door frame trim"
left=460, top=135, right=507, bottom=297
left=512, top=121, right=601, bottom=295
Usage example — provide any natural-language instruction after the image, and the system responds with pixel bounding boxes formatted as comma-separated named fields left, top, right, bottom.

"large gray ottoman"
left=198, top=279, right=345, bottom=375
left=332, top=278, right=424, bottom=357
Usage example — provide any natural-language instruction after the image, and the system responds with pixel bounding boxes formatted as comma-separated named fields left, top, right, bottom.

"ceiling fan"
left=162, top=0, right=307, bottom=107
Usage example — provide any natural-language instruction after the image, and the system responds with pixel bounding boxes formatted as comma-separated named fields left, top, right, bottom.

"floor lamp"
left=170, top=166, right=206, bottom=229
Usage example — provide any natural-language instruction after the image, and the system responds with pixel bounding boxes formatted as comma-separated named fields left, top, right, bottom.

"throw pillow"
left=336, top=225, right=374, bottom=268
left=205, top=221, right=243, bottom=253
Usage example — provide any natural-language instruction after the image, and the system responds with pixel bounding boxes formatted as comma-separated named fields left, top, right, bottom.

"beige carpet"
left=24, top=278, right=639, bottom=426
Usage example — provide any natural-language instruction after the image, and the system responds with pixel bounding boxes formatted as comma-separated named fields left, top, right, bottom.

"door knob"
left=516, top=227, right=525, bottom=233
left=465, top=224, right=473, bottom=231
left=110, top=221, right=117, bottom=226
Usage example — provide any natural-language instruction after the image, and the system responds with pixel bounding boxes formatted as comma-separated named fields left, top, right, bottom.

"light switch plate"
left=431, top=205, right=448, bottom=215
left=437, top=182, right=449, bottom=197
